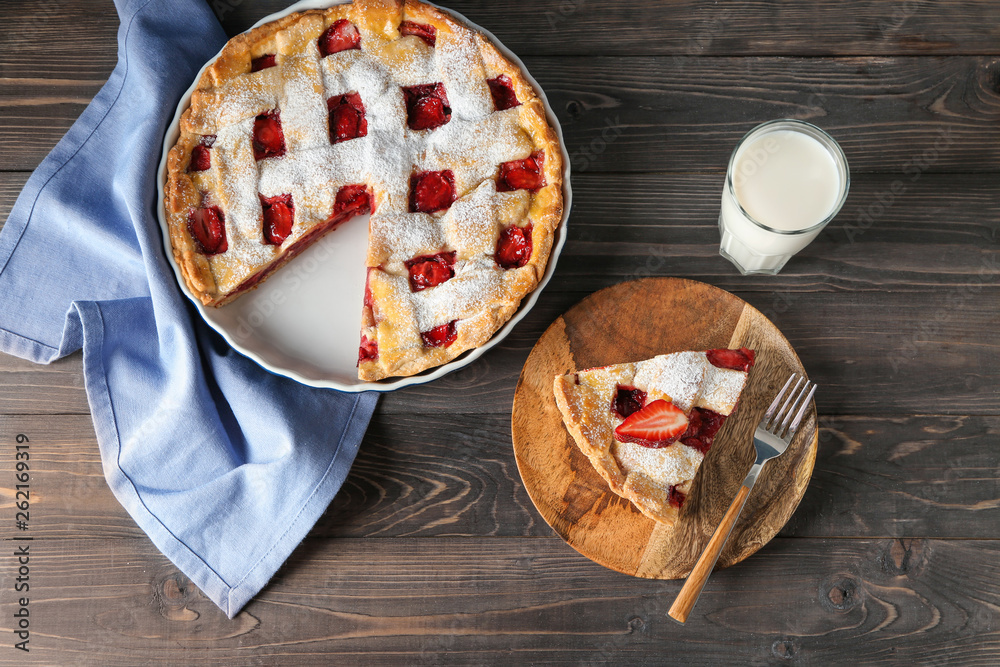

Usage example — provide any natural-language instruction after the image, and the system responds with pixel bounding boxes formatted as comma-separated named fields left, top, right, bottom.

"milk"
left=719, top=120, right=849, bottom=274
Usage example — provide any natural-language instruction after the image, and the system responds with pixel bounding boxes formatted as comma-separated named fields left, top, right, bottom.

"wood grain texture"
left=0, top=535, right=998, bottom=665
left=512, top=278, right=817, bottom=579
left=4, top=56, right=1000, bottom=172
left=0, top=0, right=999, bottom=661
left=5, top=413, right=1000, bottom=543
left=0, top=284, right=997, bottom=417
left=216, top=0, right=1000, bottom=57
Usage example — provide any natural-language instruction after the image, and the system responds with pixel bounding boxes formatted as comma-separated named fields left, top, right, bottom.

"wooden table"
left=2, top=1, right=999, bottom=664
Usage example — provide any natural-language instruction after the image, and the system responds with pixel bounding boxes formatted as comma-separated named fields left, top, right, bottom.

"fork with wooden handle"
left=667, top=373, right=818, bottom=624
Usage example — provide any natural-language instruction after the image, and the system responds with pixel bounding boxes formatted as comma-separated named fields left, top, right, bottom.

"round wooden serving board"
left=512, top=278, right=818, bottom=579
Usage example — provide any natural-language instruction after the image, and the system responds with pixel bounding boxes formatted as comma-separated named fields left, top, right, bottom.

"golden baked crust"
left=553, top=351, right=752, bottom=526
left=164, top=0, right=563, bottom=381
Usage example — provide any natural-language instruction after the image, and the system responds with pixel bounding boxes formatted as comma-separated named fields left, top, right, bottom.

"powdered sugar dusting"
left=187, top=7, right=552, bottom=370
left=633, top=351, right=710, bottom=412
left=435, top=31, right=492, bottom=121
left=443, top=180, right=498, bottom=255
left=421, top=111, right=532, bottom=196
left=698, top=365, right=746, bottom=415
left=613, top=439, right=704, bottom=488
left=411, top=256, right=505, bottom=331
left=369, top=212, right=444, bottom=266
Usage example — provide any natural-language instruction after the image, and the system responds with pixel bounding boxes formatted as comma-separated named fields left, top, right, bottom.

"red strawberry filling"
left=611, top=385, right=647, bottom=419
left=403, top=83, right=451, bottom=131
left=399, top=20, right=436, bottom=46
left=253, top=111, right=286, bottom=161
left=188, top=136, right=216, bottom=172
left=497, top=151, right=545, bottom=192
left=332, top=184, right=373, bottom=224
left=487, top=75, right=520, bottom=111
left=188, top=206, right=228, bottom=255
left=614, top=399, right=689, bottom=448
left=667, top=485, right=686, bottom=509
left=705, top=347, right=756, bottom=372
left=328, top=92, right=367, bottom=144
left=409, top=170, right=455, bottom=213
left=260, top=193, right=295, bottom=245
left=405, top=251, right=456, bottom=292
left=319, top=19, right=361, bottom=57
left=495, top=223, right=532, bottom=269
left=421, top=320, right=458, bottom=348
left=251, top=54, right=276, bottom=72
left=358, top=335, right=378, bottom=363
left=679, top=407, right=727, bottom=455
left=189, top=145, right=211, bottom=172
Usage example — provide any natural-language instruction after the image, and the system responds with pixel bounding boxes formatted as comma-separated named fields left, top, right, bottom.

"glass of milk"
left=718, top=119, right=849, bottom=275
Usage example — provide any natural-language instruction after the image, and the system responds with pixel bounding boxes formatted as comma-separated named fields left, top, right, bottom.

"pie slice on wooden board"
left=553, top=348, right=755, bottom=525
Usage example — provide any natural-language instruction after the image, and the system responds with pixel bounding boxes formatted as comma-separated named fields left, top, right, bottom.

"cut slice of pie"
left=553, top=348, right=755, bottom=526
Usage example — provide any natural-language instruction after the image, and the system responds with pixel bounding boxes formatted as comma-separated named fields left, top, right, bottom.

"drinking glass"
left=718, top=119, right=850, bottom=275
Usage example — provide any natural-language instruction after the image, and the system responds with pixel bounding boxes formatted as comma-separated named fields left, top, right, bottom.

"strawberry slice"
left=251, top=54, right=276, bottom=72
left=403, top=83, right=451, bottom=131
left=253, top=111, right=286, bottom=161
left=328, top=92, right=367, bottom=144
left=495, top=223, right=532, bottom=269
left=260, top=193, right=295, bottom=245
left=399, top=20, right=436, bottom=46
left=497, top=151, right=545, bottom=192
left=188, top=206, right=228, bottom=255
left=330, top=184, right=372, bottom=225
left=358, top=335, right=378, bottom=363
left=405, top=251, right=456, bottom=292
left=319, top=19, right=361, bottom=57
left=705, top=347, right=756, bottom=372
left=189, top=144, right=211, bottom=172
left=667, top=485, right=686, bottom=509
left=487, top=75, right=520, bottom=111
left=421, top=320, right=458, bottom=348
left=409, top=170, right=455, bottom=213
left=614, top=399, right=689, bottom=448
left=188, top=136, right=216, bottom=172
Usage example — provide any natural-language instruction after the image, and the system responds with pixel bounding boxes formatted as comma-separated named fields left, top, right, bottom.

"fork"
left=667, top=373, right=818, bottom=624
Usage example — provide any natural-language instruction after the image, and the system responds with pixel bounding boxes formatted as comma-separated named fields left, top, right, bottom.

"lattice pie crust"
left=165, top=0, right=563, bottom=380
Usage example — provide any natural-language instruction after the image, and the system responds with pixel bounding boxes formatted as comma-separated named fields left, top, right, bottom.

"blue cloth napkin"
left=0, top=0, right=378, bottom=617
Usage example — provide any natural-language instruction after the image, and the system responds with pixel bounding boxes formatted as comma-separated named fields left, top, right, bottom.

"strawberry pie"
left=164, top=0, right=563, bottom=381
left=553, top=348, right=755, bottom=525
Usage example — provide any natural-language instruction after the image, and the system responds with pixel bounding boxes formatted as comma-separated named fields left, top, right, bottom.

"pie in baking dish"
left=164, top=0, right=563, bottom=381
left=553, top=348, right=755, bottom=525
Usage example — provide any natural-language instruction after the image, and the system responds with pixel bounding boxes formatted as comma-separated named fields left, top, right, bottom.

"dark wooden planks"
left=562, top=172, right=1000, bottom=292
left=1, top=535, right=999, bottom=665
left=539, top=55, right=1000, bottom=174
left=216, top=0, right=1000, bottom=57
left=0, top=287, right=998, bottom=416
left=785, top=414, right=1000, bottom=539
left=4, top=56, right=1000, bottom=172
left=3, top=413, right=999, bottom=541
left=2, top=0, right=999, bottom=65
left=0, top=352, right=89, bottom=415
left=0, top=1, right=117, bottom=80
left=0, top=172, right=28, bottom=231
